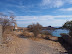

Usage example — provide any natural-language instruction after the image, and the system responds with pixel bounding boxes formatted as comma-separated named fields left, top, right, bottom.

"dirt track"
left=0, top=33, right=67, bottom=54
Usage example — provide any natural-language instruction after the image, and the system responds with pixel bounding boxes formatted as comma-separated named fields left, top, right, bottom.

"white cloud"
left=16, top=15, right=72, bottom=27
left=40, top=0, right=72, bottom=8
left=16, top=15, right=72, bottom=20
left=40, top=0, right=64, bottom=8
left=15, top=16, right=37, bottom=20
left=59, top=8, right=72, bottom=11
left=52, top=0, right=64, bottom=8
left=65, top=0, right=72, bottom=4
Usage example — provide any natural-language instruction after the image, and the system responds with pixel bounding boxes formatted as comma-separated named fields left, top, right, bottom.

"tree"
left=0, top=12, right=16, bottom=33
left=63, top=21, right=72, bottom=36
left=27, top=23, right=42, bottom=37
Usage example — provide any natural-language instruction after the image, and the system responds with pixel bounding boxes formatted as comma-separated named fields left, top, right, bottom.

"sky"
left=0, top=0, right=72, bottom=27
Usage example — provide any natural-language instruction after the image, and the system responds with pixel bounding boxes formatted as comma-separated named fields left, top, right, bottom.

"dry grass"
left=2, top=32, right=16, bottom=44
left=23, top=31, right=34, bottom=37
left=29, top=37, right=44, bottom=41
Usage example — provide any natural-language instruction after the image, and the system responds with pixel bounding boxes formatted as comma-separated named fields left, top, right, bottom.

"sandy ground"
left=0, top=33, right=67, bottom=54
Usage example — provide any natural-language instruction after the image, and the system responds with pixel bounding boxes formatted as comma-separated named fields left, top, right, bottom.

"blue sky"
left=0, top=0, right=72, bottom=27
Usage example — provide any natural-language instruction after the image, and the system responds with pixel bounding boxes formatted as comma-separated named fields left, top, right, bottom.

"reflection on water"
left=52, top=29, right=69, bottom=37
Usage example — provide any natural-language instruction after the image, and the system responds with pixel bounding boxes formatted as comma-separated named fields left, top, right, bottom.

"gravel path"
left=0, top=36, right=66, bottom=54
left=29, top=40, right=60, bottom=54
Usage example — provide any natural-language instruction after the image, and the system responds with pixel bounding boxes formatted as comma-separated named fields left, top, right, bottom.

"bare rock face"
left=0, top=25, right=2, bottom=44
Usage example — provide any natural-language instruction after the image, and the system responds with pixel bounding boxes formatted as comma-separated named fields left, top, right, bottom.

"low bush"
left=69, top=31, right=72, bottom=36
left=27, top=23, right=42, bottom=37
left=60, top=33, right=67, bottom=36
left=23, top=31, right=34, bottom=37
left=29, top=37, right=43, bottom=41
left=41, top=34, right=46, bottom=38
left=41, top=31, right=52, bottom=35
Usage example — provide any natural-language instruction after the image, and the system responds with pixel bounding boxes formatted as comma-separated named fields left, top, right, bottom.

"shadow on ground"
left=44, top=37, right=58, bottom=42
left=17, top=34, right=28, bottom=38
left=58, top=37, right=72, bottom=54
left=17, top=34, right=32, bottom=38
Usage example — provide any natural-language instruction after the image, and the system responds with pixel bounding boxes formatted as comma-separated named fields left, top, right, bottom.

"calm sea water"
left=51, top=29, right=69, bottom=37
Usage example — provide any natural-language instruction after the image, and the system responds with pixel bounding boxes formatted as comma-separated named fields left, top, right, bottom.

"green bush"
left=69, top=31, right=72, bottom=36
left=63, top=21, right=72, bottom=36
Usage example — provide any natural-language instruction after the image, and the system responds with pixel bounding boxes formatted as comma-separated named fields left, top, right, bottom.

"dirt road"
left=0, top=35, right=66, bottom=54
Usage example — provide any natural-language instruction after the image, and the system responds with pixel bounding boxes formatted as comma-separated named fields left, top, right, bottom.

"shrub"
left=41, top=34, right=46, bottom=38
left=23, top=31, right=34, bottom=37
left=60, top=33, right=67, bottom=36
left=41, top=31, right=52, bottom=35
left=63, top=21, right=72, bottom=36
left=69, top=31, right=72, bottom=36
left=27, top=23, right=42, bottom=37
left=0, top=12, right=16, bottom=33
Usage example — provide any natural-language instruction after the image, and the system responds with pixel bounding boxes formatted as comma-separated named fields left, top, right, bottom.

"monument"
left=14, top=23, right=18, bottom=30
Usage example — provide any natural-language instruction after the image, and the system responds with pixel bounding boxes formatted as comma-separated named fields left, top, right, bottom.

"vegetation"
left=63, top=21, right=72, bottom=36
left=27, top=23, right=42, bottom=37
left=0, top=12, right=16, bottom=33
left=41, top=31, right=52, bottom=35
left=23, top=31, right=34, bottom=37
left=60, top=33, right=67, bottom=36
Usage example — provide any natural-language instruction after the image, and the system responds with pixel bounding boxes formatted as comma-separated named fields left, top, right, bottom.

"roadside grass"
left=29, top=37, right=44, bottom=41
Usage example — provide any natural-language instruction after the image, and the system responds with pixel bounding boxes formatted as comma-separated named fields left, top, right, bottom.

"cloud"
left=59, top=8, right=72, bottom=11
left=40, top=0, right=72, bottom=8
left=15, top=16, right=37, bottom=20
left=65, top=0, right=72, bottom=4
left=53, top=0, right=64, bottom=8
left=16, top=15, right=72, bottom=27
left=16, top=15, right=72, bottom=20
left=40, top=0, right=64, bottom=8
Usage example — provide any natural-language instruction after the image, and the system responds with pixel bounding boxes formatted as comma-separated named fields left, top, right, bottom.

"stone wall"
left=0, top=25, right=2, bottom=44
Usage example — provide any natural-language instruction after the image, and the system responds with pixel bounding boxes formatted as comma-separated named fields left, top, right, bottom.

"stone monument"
left=14, top=23, right=18, bottom=30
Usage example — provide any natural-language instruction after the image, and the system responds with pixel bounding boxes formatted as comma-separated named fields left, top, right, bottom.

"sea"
left=43, top=26, right=69, bottom=37
left=51, top=29, right=69, bottom=37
